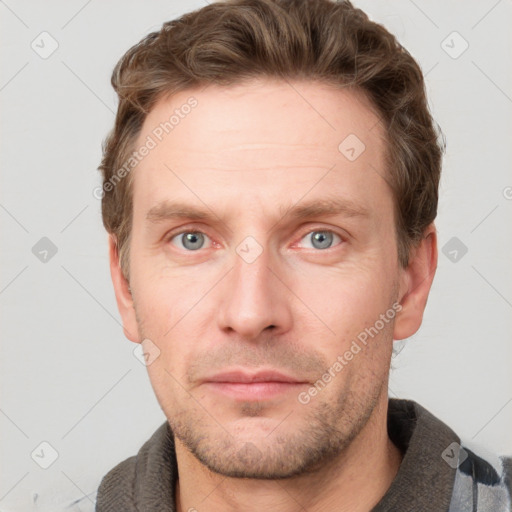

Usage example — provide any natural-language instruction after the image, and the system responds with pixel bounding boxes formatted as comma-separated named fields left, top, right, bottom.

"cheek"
left=131, top=258, right=199, bottom=338
left=146, top=358, right=195, bottom=416
left=293, top=259, right=395, bottom=331
left=290, top=263, right=398, bottom=374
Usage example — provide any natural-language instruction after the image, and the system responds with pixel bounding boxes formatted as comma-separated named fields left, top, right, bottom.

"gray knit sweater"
left=94, top=399, right=512, bottom=511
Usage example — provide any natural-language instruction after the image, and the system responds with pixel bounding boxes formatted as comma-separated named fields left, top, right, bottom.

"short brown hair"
left=99, top=0, right=444, bottom=280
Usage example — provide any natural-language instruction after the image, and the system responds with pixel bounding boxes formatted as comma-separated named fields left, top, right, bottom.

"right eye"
left=168, top=231, right=213, bottom=251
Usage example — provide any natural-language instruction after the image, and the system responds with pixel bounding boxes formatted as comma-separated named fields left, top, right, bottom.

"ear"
left=109, top=235, right=141, bottom=343
left=393, top=224, right=437, bottom=340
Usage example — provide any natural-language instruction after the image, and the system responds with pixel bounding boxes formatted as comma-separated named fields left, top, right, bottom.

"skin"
left=110, top=78, right=437, bottom=512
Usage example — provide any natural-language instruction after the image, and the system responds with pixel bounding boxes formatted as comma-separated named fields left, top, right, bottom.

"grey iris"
left=310, top=231, right=333, bottom=249
left=181, top=232, right=205, bottom=250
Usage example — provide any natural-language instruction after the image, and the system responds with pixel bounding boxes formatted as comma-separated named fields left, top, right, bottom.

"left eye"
left=298, top=230, right=342, bottom=250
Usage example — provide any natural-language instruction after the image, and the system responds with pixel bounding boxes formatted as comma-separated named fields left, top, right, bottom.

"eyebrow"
left=145, top=197, right=369, bottom=226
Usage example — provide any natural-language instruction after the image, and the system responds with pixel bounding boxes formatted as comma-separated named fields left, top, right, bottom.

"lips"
left=202, top=369, right=308, bottom=401
left=204, top=370, right=306, bottom=384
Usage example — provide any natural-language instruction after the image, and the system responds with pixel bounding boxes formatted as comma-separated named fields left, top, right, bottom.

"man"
left=95, top=0, right=511, bottom=510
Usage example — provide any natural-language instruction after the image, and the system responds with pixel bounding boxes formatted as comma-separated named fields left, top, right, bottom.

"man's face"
left=117, top=79, right=410, bottom=478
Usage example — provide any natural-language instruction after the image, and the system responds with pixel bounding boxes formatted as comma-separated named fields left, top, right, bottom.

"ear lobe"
left=109, top=235, right=140, bottom=343
left=393, top=224, right=438, bottom=341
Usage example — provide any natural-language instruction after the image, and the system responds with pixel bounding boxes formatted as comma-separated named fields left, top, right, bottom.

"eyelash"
left=165, top=226, right=345, bottom=252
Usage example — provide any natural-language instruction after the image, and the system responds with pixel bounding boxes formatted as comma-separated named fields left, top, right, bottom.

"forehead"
left=131, top=79, right=391, bottom=220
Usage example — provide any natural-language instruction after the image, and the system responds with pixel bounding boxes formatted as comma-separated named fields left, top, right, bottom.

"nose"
left=217, top=241, right=293, bottom=341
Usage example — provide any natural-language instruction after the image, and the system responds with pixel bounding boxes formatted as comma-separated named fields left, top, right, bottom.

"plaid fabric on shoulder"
left=448, top=444, right=511, bottom=512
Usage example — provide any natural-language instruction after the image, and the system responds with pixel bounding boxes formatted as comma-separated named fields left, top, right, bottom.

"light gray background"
left=1, top=0, right=511, bottom=510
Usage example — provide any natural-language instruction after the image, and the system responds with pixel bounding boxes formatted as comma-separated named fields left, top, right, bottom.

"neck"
left=175, top=394, right=402, bottom=512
